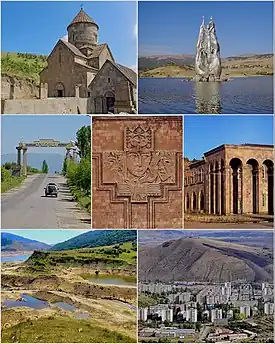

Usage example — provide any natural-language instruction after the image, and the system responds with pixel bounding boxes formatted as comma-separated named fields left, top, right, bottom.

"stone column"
left=238, top=168, right=243, bottom=214
left=212, top=171, right=216, bottom=214
left=204, top=165, right=210, bottom=214
left=224, top=166, right=231, bottom=215
left=259, top=165, right=265, bottom=213
left=216, top=169, right=221, bottom=214
left=243, top=166, right=252, bottom=213
left=16, top=147, right=21, bottom=166
left=22, top=147, right=28, bottom=176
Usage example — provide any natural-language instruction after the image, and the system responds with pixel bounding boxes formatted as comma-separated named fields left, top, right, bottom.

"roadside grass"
left=1, top=315, right=136, bottom=343
left=78, top=195, right=91, bottom=212
left=1, top=167, right=25, bottom=193
left=68, top=185, right=91, bottom=213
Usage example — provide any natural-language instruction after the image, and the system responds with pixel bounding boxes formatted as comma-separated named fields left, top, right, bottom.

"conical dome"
left=67, top=8, right=99, bottom=48
left=67, top=9, right=99, bottom=29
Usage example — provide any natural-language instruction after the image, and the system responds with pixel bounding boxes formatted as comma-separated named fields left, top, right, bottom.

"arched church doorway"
left=105, top=91, right=115, bottom=113
left=55, top=83, right=65, bottom=97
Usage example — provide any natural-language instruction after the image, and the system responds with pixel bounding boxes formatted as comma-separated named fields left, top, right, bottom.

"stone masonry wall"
left=1, top=75, right=39, bottom=100
left=2, top=97, right=88, bottom=114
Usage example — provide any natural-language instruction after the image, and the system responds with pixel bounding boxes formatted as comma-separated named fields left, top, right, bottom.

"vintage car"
left=44, top=183, right=59, bottom=197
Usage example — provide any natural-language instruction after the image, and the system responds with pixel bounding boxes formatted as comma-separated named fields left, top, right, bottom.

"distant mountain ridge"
left=139, top=53, right=273, bottom=71
left=51, top=230, right=137, bottom=251
left=139, top=236, right=273, bottom=283
left=1, top=232, right=51, bottom=252
left=1, top=153, right=64, bottom=173
left=139, top=230, right=274, bottom=249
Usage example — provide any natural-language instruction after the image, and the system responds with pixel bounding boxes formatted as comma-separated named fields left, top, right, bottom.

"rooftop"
left=67, top=8, right=99, bottom=29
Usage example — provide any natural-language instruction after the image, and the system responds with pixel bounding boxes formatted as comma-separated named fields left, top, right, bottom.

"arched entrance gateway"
left=15, top=139, right=80, bottom=176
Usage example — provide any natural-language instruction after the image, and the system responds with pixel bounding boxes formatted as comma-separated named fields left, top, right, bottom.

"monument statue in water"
left=194, top=17, right=222, bottom=81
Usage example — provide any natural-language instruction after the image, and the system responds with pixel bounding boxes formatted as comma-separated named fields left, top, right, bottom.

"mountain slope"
left=51, top=230, right=137, bottom=251
left=139, top=53, right=273, bottom=77
left=1, top=232, right=51, bottom=252
left=139, top=237, right=273, bottom=283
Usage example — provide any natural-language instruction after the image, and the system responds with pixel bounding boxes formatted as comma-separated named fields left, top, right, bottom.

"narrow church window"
left=59, top=52, right=62, bottom=64
left=108, top=77, right=111, bottom=83
left=88, top=92, right=91, bottom=97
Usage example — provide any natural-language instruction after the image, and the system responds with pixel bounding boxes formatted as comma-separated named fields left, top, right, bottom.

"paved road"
left=1, top=174, right=91, bottom=229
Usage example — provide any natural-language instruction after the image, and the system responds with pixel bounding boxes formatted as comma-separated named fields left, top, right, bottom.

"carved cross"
left=93, top=124, right=182, bottom=228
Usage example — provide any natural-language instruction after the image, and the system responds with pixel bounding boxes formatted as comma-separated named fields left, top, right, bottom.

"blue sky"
left=1, top=115, right=90, bottom=155
left=2, top=230, right=91, bottom=245
left=184, top=116, right=274, bottom=159
left=1, top=1, right=137, bottom=69
left=139, top=1, right=273, bottom=57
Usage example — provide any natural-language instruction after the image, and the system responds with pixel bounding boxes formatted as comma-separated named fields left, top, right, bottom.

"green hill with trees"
left=1, top=52, right=47, bottom=83
left=62, top=125, right=91, bottom=212
left=51, top=230, right=137, bottom=251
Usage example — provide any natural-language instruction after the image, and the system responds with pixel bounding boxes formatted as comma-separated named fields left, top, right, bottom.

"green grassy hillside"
left=1, top=52, right=47, bottom=83
left=27, top=241, right=137, bottom=272
left=51, top=230, right=137, bottom=251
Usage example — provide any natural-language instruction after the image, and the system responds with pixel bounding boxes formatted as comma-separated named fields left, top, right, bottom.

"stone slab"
left=92, top=116, right=183, bottom=229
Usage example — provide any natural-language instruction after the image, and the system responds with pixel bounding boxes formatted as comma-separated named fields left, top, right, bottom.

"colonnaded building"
left=2, top=8, right=137, bottom=114
left=184, top=144, right=274, bottom=215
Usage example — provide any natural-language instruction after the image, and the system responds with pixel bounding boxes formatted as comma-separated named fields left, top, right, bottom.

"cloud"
left=128, top=64, right=137, bottom=72
left=61, top=35, right=68, bottom=42
left=133, top=23, right=137, bottom=39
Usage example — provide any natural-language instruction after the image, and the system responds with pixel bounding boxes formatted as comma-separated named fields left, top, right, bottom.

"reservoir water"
left=138, top=76, right=273, bottom=114
left=1, top=254, right=31, bottom=263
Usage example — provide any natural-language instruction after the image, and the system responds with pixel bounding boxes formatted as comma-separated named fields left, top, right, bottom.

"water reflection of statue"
left=66, top=140, right=81, bottom=163
left=194, top=16, right=222, bottom=82
left=194, top=81, right=222, bottom=114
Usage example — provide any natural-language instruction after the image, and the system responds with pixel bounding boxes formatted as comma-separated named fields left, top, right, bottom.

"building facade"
left=184, top=144, right=274, bottom=215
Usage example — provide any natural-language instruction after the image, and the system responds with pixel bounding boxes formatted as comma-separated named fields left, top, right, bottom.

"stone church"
left=40, top=8, right=137, bottom=114
left=2, top=8, right=137, bottom=114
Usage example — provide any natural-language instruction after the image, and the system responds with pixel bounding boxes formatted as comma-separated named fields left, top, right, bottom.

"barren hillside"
left=139, top=237, right=273, bottom=283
